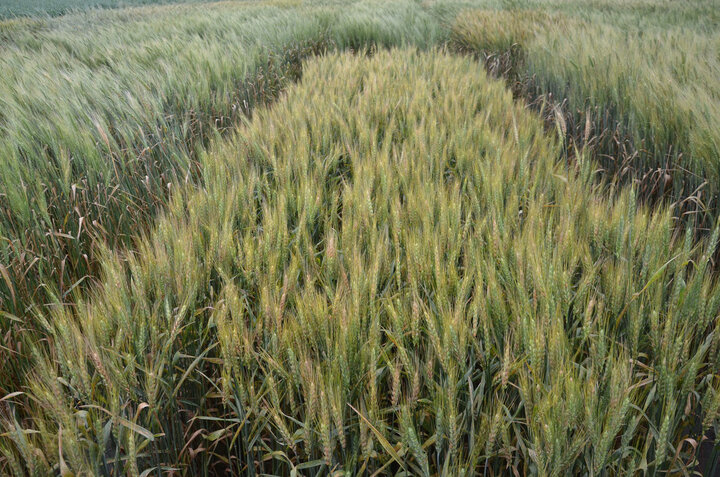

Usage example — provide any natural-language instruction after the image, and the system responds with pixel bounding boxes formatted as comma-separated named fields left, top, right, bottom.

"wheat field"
left=1, top=0, right=719, bottom=475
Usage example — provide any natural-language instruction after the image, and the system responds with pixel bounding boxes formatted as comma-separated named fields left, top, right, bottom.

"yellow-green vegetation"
left=0, top=3, right=464, bottom=432
left=2, top=0, right=720, bottom=475
left=451, top=1, right=720, bottom=214
left=3, top=48, right=719, bottom=475
left=0, top=0, right=453, bottom=320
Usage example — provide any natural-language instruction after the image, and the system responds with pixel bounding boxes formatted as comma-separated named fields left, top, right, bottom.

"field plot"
left=1, top=0, right=719, bottom=475
left=452, top=2, right=720, bottom=214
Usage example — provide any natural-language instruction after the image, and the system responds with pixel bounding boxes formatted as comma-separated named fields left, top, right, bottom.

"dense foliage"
left=451, top=4, right=720, bottom=213
left=1, top=0, right=719, bottom=475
